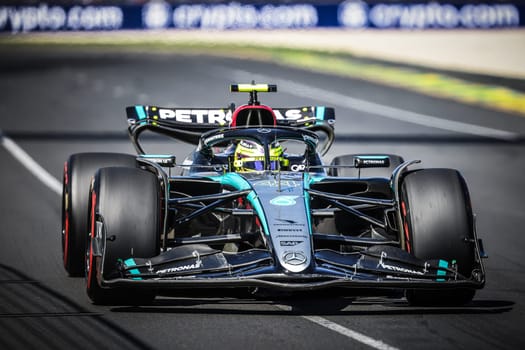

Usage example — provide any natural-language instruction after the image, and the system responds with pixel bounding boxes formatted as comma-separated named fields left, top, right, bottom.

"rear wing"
left=126, top=105, right=335, bottom=154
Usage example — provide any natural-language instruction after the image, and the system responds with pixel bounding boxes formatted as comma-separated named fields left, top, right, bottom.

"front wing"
left=101, top=244, right=485, bottom=291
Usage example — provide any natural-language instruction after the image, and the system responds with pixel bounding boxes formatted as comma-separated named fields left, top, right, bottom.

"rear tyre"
left=400, top=169, right=476, bottom=306
left=62, top=153, right=137, bottom=276
left=329, top=154, right=404, bottom=178
left=86, top=167, right=160, bottom=305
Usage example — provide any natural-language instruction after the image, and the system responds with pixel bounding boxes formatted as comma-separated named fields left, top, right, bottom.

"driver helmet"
left=233, top=140, right=286, bottom=172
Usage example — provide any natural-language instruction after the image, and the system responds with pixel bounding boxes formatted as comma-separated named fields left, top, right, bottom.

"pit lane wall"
left=0, top=1, right=523, bottom=33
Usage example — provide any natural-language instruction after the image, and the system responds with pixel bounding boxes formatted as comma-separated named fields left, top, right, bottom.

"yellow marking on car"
left=234, top=84, right=268, bottom=92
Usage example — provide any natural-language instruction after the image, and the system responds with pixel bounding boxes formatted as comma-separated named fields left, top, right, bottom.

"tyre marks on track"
left=0, top=133, right=152, bottom=348
left=0, top=264, right=151, bottom=350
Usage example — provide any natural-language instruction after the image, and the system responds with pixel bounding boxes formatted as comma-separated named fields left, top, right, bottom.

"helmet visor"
left=238, top=159, right=281, bottom=171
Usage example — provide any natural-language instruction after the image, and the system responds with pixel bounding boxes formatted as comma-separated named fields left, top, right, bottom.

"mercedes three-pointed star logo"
left=282, top=251, right=307, bottom=266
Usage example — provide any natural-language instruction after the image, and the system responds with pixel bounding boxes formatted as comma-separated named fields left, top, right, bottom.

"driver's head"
left=233, top=140, right=285, bottom=172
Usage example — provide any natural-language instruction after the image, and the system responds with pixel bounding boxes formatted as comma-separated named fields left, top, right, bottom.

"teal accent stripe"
left=134, top=105, right=147, bottom=120
left=308, top=175, right=324, bottom=184
left=209, top=173, right=251, bottom=190
left=436, top=259, right=449, bottom=282
left=315, top=106, right=325, bottom=121
left=208, top=173, right=270, bottom=236
left=303, top=172, right=312, bottom=234
left=124, top=258, right=142, bottom=280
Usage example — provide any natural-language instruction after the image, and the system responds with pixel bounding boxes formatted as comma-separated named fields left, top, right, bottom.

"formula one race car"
left=61, top=83, right=486, bottom=305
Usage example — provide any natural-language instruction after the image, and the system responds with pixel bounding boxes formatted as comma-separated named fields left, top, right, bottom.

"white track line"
left=0, top=132, right=62, bottom=196
left=304, top=315, right=399, bottom=350
left=225, top=69, right=518, bottom=141
left=275, top=305, right=399, bottom=350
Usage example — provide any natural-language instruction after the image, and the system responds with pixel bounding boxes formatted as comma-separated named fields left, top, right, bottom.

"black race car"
left=61, top=83, right=486, bottom=305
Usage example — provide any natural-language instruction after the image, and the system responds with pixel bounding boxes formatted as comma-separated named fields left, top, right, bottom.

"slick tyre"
left=400, top=169, right=476, bottom=306
left=62, top=153, right=137, bottom=276
left=86, top=167, right=160, bottom=305
left=329, top=154, right=404, bottom=178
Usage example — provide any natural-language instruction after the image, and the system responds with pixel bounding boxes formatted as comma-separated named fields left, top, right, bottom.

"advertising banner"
left=0, top=1, right=523, bottom=33
left=336, top=1, right=522, bottom=29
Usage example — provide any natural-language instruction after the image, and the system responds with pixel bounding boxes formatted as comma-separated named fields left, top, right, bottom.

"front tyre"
left=62, top=153, right=137, bottom=276
left=400, top=169, right=477, bottom=306
left=86, top=167, right=160, bottom=305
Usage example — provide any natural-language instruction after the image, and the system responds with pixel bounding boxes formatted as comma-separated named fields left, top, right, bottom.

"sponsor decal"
left=156, top=261, right=202, bottom=274
left=279, top=173, right=304, bottom=180
left=276, top=234, right=308, bottom=239
left=156, top=108, right=308, bottom=124
left=280, top=240, right=303, bottom=246
left=273, top=109, right=304, bottom=120
left=275, top=218, right=299, bottom=224
left=142, top=0, right=170, bottom=29
left=172, top=3, right=317, bottom=30
left=377, top=251, right=423, bottom=275
left=275, top=224, right=306, bottom=228
left=338, top=0, right=520, bottom=29
left=203, top=133, right=225, bottom=144
left=0, top=4, right=123, bottom=33
left=339, top=0, right=369, bottom=28
left=253, top=180, right=302, bottom=188
left=354, top=156, right=389, bottom=168
left=140, top=155, right=176, bottom=166
left=270, top=195, right=299, bottom=206
left=282, top=251, right=307, bottom=266
left=158, top=108, right=232, bottom=124
left=156, top=250, right=203, bottom=274
left=361, top=159, right=385, bottom=165
left=290, top=164, right=306, bottom=172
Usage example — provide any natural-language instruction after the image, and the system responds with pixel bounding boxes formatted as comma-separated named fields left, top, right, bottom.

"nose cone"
left=251, top=173, right=312, bottom=274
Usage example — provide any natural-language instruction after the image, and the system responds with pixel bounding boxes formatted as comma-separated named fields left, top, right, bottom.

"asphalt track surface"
left=1, top=48, right=525, bottom=349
